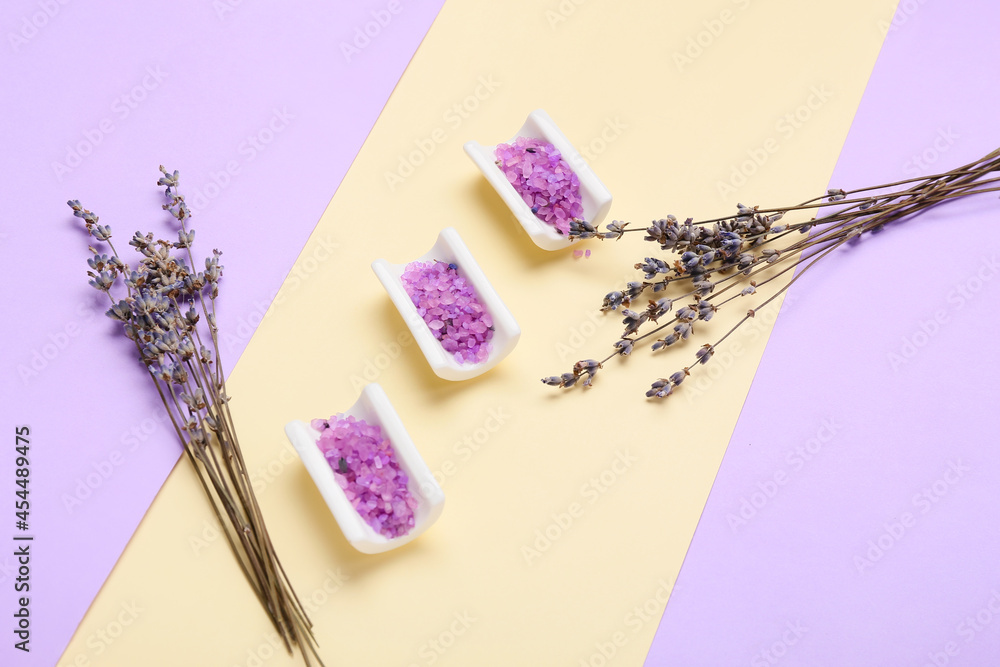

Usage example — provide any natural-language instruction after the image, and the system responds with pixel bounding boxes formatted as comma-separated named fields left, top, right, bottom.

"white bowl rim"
left=463, top=108, right=613, bottom=251
left=371, top=227, right=520, bottom=381
left=284, top=383, right=445, bottom=554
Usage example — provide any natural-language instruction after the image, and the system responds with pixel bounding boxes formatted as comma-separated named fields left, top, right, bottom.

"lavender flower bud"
left=693, top=281, right=714, bottom=296
left=614, top=339, right=634, bottom=356
left=696, top=344, right=714, bottom=364
left=676, top=306, right=697, bottom=322
left=175, top=229, right=195, bottom=249
left=645, top=378, right=668, bottom=397
left=205, top=256, right=221, bottom=282
left=735, top=203, right=755, bottom=221
left=88, top=271, right=115, bottom=291
left=87, top=254, right=110, bottom=271
left=646, top=379, right=673, bottom=399
left=561, top=372, right=579, bottom=388
left=91, top=224, right=112, bottom=242
left=644, top=218, right=671, bottom=245
left=178, top=337, right=196, bottom=360
left=635, top=257, right=668, bottom=279
left=569, top=220, right=597, bottom=239
left=141, top=343, right=160, bottom=362
left=621, top=309, right=646, bottom=335
left=171, top=365, right=189, bottom=385
left=697, top=301, right=716, bottom=321
left=602, top=291, right=624, bottom=311
left=67, top=200, right=100, bottom=226
left=680, top=251, right=701, bottom=272
left=157, top=166, right=180, bottom=189
left=721, top=237, right=743, bottom=256
left=603, top=221, right=628, bottom=240
left=105, top=300, right=130, bottom=321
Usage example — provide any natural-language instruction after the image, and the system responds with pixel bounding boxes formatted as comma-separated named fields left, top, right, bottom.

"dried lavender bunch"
left=545, top=147, right=1000, bottom=399
left=69, top=168, right=324, bottom=666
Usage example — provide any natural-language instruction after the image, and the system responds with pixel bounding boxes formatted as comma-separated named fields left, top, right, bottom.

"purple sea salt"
left=400, top=260, right=494, bottom=364
left=311, top=414, right=417, bottom=539
left=494, top=136, right=584, bottom=235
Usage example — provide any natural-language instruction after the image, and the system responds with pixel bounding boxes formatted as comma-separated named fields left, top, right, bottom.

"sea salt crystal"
left=313, top=415, right=416, bottom=539
left=495, top=136, right=584, bottom=236
left=401, top=260, right=495, bottom=365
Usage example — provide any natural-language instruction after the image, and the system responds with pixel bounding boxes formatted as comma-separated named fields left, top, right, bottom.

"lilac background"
left=645, top=1, right=1000, bottom=665
left=0, top=1, right=443, bottom=664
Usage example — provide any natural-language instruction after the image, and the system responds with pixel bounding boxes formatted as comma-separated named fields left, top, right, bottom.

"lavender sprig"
left=545, top=147, right=1000, bottom=399
left=69, top=168, right=324, bottom=666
